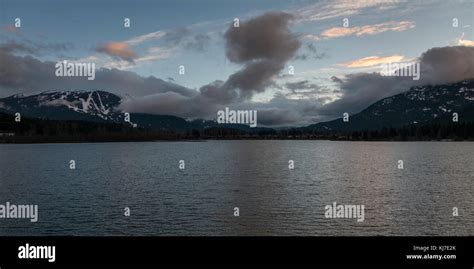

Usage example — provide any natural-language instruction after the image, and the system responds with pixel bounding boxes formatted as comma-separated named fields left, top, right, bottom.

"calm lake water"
left=0, top=141, right=472, bottom=236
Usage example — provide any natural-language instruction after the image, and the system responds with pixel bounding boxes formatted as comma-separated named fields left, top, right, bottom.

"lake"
left=0, top=141, right=472, bottom=236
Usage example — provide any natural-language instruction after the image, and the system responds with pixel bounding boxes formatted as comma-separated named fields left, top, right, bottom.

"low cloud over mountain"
left=321, top=46, right=474, bottom=118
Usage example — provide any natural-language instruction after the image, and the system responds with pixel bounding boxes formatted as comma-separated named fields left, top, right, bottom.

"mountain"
left=0, top=90, right=121, bottom=122
left=0, top=90, right=270, bottom=133
left=305, top=80, right=474, bottom=132
left=2, top=80, right=473, bottom=135
left=1, top=80, right=474, bottom=141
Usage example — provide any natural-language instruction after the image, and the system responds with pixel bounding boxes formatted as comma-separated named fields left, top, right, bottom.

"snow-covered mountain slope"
left=306, top=80, right=474, bottom=132
left=0, top=90, right=122, bottom=122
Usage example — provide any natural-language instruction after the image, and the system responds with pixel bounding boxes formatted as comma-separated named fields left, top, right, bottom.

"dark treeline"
left=1, top=112, right=473, bottom=143
left=156, top=122, right=474, bottom=141
left=344, top=122, right=474, bottom=141
left=288, top=122, right=474, bottom=141
left=0, top=113, right=179, bottom=143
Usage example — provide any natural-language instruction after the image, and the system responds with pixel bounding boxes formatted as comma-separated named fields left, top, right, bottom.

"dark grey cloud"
left=221, top=12, right=300, bottom=96
left=233, top=94, right=329, bottom=126
left=119, top=91, right=221, bottom=119
left=198, top=80, right=236, bottom=104
left=293, top=54, right=308, bottom=61
left=0, top=39, right=73, bottom=56
left=224, top=12, right=299, bottom=63
left=120, top=91, right=207, bottom=118
left=285, top=80, right=313, bottom=91
left=294, top=43, right=327, bottom=61
left=282, top=80, right=335, bottom=102
left=0, top=48, right=195, bottom=98
left=319, top=73, right=416, bottom=117
left=285, top=80, right=323, bottom=92
left=223, top=59, right=284, bottom=98
left=420, top=45, right=474, bottom=84
left=119, top=79, right=235, bottom=119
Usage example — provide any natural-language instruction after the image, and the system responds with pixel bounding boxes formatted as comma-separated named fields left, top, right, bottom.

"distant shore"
left=2, top=111, right=473, bottom=144
left=1, top=136, right=472, bottom=144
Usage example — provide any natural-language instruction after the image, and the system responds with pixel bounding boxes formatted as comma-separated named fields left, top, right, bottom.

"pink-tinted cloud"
left=341, top=55, right=406, bottom=68
left=319, top=21, right=415, bottom=39
left=458, top=33, right=474, bottom=47
left=95, top=42, right=137, bottom=62
left=2, top=24, right=17, bottom=33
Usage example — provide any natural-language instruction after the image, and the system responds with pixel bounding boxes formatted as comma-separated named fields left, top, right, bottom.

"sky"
left=1, top=0, right=473, bottom=126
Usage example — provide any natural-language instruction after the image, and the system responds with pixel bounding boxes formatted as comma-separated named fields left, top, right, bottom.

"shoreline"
left=1, top=138, right=473, bottom=144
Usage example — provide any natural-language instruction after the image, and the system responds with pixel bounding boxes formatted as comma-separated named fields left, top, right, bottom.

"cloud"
left=90, top=31, right=171, bottom=68
left=120, top=11, right=303, bottom=117
left=162, top=27, right=212, bottom=52
left=458, top=33, right=474, bottom=47
left=2, top=43, right=473, bottom=127
left=224, top=12, right=298, bottom=63
left=74, top=22, right=219, bottom=71
left=95, top=42, right=137, bottom=62
left=3, top=4, right=472, bottom=128
left=0, top=40, right=39, bottom=55
left=120, top=12, right=302, bottom=120
left=304, top=34, right=321, bottom=41
left=282, top=80, right=337, bottom=102
left=163, top=27, right=189, bottom=44
left=296, top=0, right=402, bottom=22
left=103, top=46, right=174, bottom=70
left=239, top=94, right=331, bottom=126
left=320, top=46, right=474, bottom=117
left=222, top=11, right=300, bottom=96
left=285, top=80, right=317, bottom=91
left=0, top=39, right=73, bottom=56
left=459, top=39, right=474, bottom=47
left=319, top=73, right=416, bottom=117
left=184, top=33, right=211, bottom=51
left=341, top=55, right=406, bottom=68
left=138, top=47, right=174, bottom=61
left=320, top=21, right=415, bottom=39
left=294, top=43, right=327, bottom=61
left=124, top=31, right=166, bottom=46
left=0, top=46, right=327, bottom=126
left=2, top=24, right=17, bottom=33
left=420, top=45, right=474, bottom=85
left=94, top=27, right=210, bottom=70
left=0, top=48, right=195, bottom=98
left=119, top=92, right=198, bottom=117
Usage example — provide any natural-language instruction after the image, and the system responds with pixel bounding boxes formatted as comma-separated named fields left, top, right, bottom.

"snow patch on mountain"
left=0, top=90, right=123, bottom=122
